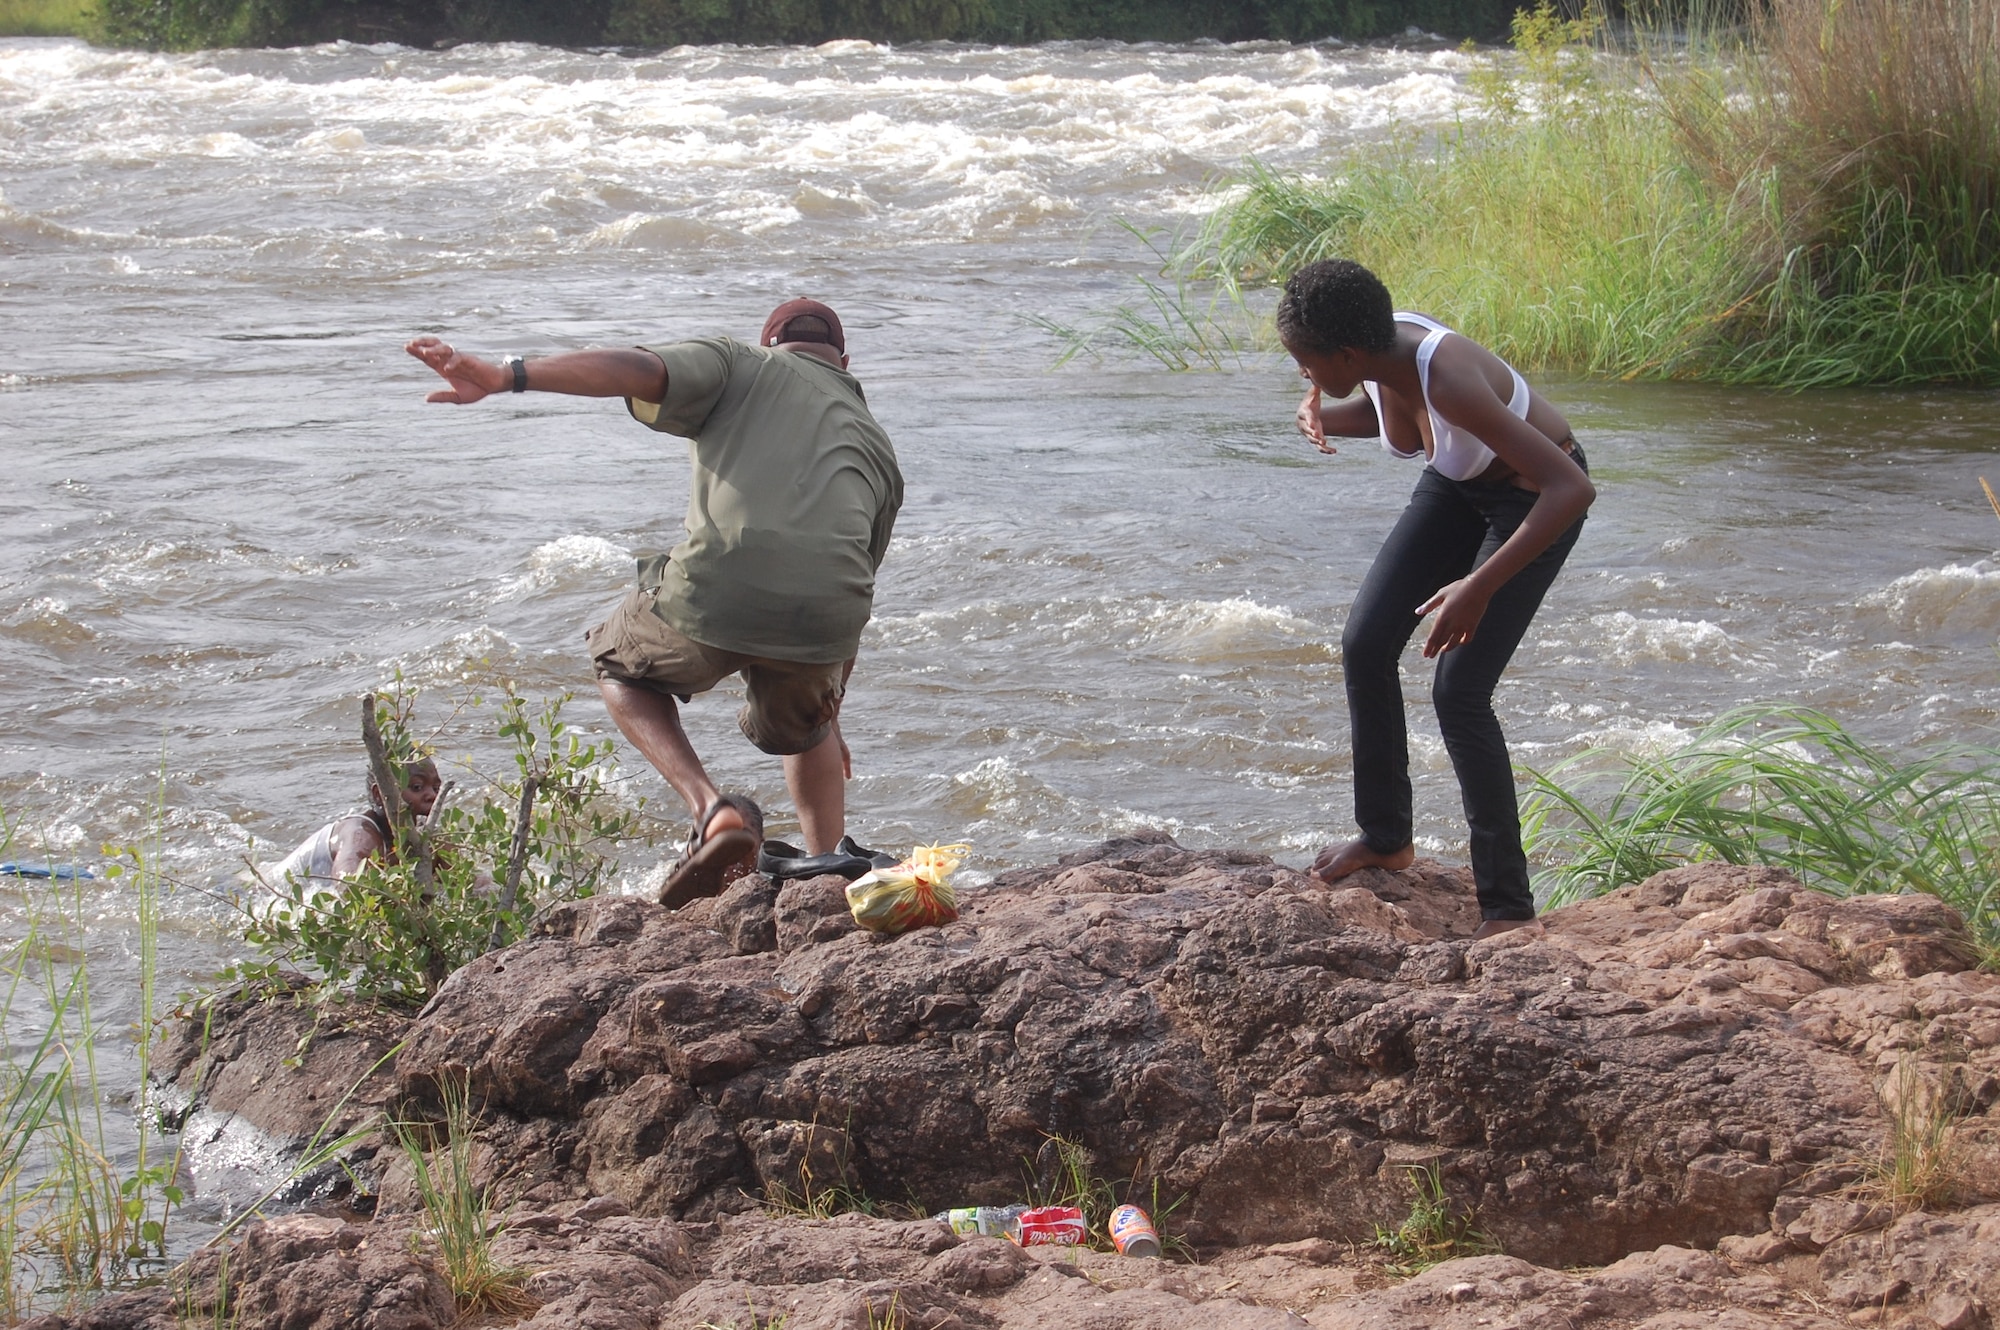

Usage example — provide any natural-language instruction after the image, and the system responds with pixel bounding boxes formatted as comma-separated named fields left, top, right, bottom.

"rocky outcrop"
left=373, top=837, right=1997, bottom=1266
left=41, top=834, right=2000, bottom=1329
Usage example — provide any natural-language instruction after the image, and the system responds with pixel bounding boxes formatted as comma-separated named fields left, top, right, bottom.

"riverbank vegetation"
left=74, top=0, right=1550, bottom=49
left=1524, top=706, right=2000, bottom=963
left=1173, top=0, right=2000, bottom=387
left=1, top=807, right=181, bottom=1318
left=0, top=0, right=88, bottom=36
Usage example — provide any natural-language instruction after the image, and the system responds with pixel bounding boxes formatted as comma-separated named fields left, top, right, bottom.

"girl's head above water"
left=366, top=757, right=441, bottom=820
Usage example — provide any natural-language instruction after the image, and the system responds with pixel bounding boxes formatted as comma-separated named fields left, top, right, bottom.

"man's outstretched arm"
left=405, top=337, right=668, bottom=404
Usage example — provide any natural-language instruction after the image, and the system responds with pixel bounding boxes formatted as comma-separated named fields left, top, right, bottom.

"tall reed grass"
left=392, top=1074, right=531, bottom=1317
left=1523, top=706, right=2000, bottom=959
left=1179, top=0, right=2000, bottom=387
left=1, top=798, right=184, bottom=1320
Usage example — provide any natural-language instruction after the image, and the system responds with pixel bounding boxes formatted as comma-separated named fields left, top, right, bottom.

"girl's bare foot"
left=1471, top=917, right=1540, bottom=941
left=1309, top=837, right=1415, bottom=884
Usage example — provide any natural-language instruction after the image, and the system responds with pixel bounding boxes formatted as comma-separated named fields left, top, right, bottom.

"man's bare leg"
left=1310, top=837, right=1415, bottom=885
left=597, top=678, right=747, bottom=838
left=783, top=723, right=845, bottom=855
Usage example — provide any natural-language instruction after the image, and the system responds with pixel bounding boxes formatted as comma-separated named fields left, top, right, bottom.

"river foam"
left=0, top=38, right=1473, bottom=259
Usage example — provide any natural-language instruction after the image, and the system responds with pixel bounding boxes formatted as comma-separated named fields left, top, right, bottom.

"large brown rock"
left=369, top=837, right=1998, bottom=1267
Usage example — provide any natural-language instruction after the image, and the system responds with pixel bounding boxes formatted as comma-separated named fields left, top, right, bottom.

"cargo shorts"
left=584, top=586, right=848, bottom=756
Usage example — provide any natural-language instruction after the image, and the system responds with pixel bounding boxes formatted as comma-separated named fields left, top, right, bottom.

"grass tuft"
left=1851, top=1053, right=1973, bottom=1214
left=1523, top=705, right=2000, bottom=960
left=1372, top=1162, right=1499, bottom=1276
left=392, top=1074, right=533, bottom=1318
left=1022, top=1133, right=1194, bottom=1259
left=2, top=794, right=184, bottom=1319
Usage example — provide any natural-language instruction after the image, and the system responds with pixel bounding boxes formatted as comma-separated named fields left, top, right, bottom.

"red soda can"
left=1008, top=1205, right=1087, bottom=1246
left=1109, top=1203, right=1160, bottom=1257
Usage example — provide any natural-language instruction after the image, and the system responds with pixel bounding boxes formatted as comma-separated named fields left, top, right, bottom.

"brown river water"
left=2, top=34, right=1998, bottom=1244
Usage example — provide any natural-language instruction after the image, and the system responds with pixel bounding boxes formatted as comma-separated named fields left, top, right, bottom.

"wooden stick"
left=488, top=775, right=540, bottom=954
left=359, top=694, right=407, bottom=832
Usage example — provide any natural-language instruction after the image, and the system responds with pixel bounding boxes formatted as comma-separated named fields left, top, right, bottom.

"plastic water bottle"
left=935, top=1204, right=1026, bottom=1237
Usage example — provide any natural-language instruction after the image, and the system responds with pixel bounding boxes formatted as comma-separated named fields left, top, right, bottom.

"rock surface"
left=33, top=1201, right=2000, bottom=1329
left=382, top=837, right=1998, bottom=1265
left=77, top=834, right=1999, bottom=1330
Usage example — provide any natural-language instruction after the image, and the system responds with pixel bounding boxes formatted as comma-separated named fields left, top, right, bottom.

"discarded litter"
left=0, top=862, right=94, bottom=880
left=935, top=1204, right=1026, bottom=1238
left=1007, top=1204, right=1088, bottom=1247
left=1109, top=1203, right=1160, bottom=1257
left=936, top=1200, right=1159, bottom=1255
left=845, top=841, right=967, bottom=935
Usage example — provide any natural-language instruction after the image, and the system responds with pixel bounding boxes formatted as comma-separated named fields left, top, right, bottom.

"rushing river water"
left=3, top=33, right=1999, bottom=1251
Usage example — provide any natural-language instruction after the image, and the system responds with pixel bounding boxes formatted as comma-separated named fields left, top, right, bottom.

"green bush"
left=241, top=684, right=644, bottom=1007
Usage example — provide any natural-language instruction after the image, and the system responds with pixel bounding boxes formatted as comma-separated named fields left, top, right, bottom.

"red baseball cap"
left=761, top=298, right=845, bottom=354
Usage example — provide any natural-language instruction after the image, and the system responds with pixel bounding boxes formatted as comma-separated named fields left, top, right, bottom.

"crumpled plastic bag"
left=845, top=842, right=968, bottom=935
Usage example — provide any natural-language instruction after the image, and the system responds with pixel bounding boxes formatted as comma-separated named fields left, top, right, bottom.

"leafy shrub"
left=241, top=684, right=645, bottom=1006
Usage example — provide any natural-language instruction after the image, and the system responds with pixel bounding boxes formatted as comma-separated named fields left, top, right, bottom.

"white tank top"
left=1362, top=312, right=1530, bottom=482
left=264, top=810, right=378, bottom=897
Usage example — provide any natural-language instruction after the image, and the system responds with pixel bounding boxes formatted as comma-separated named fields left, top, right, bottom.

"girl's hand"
left=1296, top=385, right=1336, bottom=453
left=1417, top=577, right=1492, bottom=658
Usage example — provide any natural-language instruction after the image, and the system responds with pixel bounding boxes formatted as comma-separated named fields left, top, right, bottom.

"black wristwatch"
left=505, top=356, right=527, bottom=393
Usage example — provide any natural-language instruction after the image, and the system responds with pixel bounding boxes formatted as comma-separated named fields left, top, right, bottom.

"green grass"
left=392, top=1074, right=532, bottom=1318
left=1, top=796, right=184, bottom=1320
left=1522, top=705, right=2000, bottom=960
left=1372, top=1162, right=1499, bottom=1276
left=1023, top=1133, right=1193, bottom=1259
left=0, top=0, right=91, bottom=36
left=1856, top=1054, right=1972, bottom=1213
left=1161, top=0, right=2000, bottom=388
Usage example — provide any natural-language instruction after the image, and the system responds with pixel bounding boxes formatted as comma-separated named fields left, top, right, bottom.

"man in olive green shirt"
left=406, top=300, right=903, bottom=907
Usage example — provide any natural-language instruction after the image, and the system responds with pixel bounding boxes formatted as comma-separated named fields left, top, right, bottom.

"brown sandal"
left=659, top=794, right=763, bottom=910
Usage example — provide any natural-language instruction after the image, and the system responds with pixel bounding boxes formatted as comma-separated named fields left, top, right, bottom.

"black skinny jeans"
left=1340, top=444, right=1588, bottom=920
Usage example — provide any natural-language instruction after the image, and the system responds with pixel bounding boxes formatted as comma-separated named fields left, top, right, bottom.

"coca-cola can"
left=1109, top=1203, right=1160, bottom=1257
left=1009, top=1205, right=1088, bottom=1246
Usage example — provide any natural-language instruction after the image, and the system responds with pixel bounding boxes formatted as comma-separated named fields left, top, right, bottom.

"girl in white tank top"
left=1361, top=312, right=1532, bottom=481
left=1275, top=260, right=1596, bottom=939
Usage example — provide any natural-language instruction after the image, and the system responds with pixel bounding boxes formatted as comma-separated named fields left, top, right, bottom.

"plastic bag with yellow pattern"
left=844, top=842, right=968, bottom=935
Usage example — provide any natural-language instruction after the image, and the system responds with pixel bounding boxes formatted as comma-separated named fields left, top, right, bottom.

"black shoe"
left=836, top=835, right=900, bottom=870
left=756, top=838, right=875, bottom=882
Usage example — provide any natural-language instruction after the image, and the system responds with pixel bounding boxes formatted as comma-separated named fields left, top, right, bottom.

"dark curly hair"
left=1275, top=259, right=1396, bottom=355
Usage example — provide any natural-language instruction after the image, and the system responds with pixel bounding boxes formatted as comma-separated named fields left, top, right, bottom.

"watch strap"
left=506, top=356, right=527, bottom=393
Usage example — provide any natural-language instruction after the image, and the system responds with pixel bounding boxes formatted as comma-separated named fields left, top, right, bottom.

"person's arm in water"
left=405, top=338, right=669, bottom=404
left=1295, top=382, right=1382, bottom=453
left=1415, top=341, right=1595, bottom=659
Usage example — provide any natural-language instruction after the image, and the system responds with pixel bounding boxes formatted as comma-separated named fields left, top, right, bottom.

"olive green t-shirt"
left=626, top=337, right=903, bottom=664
